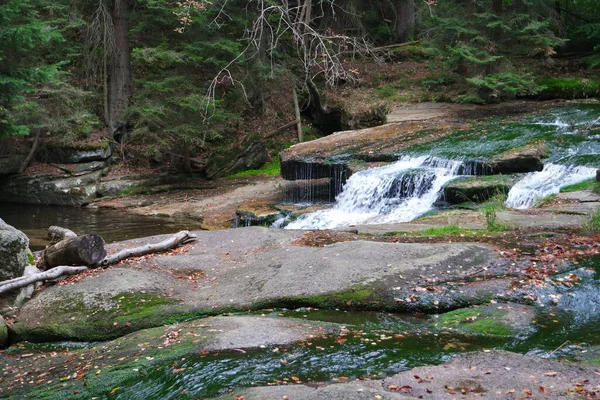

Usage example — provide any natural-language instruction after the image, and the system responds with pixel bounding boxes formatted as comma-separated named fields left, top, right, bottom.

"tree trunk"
left=293, top=87, right=303, bottom=143
left=108, top=0, right=131, bottom=139
left=43, top=234, right=107, bottom=269
left=394, top=0, right=415, bottom=43
left=18, top=130, right=41, bottom=174
left=48, top=226, right=77, bottom=244
left=492, top=0, right=503, bottom=14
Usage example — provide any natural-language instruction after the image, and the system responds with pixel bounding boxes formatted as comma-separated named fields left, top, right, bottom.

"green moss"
left=252, top=285, right=384, bottom=311
left=438, top=308, right=512, bottom=336
left=5, top=319, right=218, bottom=399
left=560, top=178, right=600, bottom=193
left=12, top=292, right=186, bottom=343
left=444, top=175, right=514, bottom=204
left=27, top=249, right=35, bottom=265
left=417, top=225, right=487, bottom=237
left=583, top=208, right=600, bottom=234
left=535, top=193, right=557, bottom=207
left=226, top=158, right=280, bottom=178
left=537, top=77, right=600, bottom=99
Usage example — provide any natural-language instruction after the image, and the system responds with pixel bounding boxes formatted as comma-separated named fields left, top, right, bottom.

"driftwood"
left=43, top=234, right=107, bottom=269
left=48, top=226, right=77, bottom=243
left=13, top=265, right=43, bottom=308
left=97, top=230, right=196, bottom=267
left=0, top=230, right=196, bottom=295
left=0, top=266, right=89, bottom=295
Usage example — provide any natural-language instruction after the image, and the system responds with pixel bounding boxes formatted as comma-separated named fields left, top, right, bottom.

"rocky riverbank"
left=2, top=215, right=600, bottom=398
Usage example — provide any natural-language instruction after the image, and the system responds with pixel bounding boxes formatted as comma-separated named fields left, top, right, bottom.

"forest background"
left=1, top=0, right=599, bottom=177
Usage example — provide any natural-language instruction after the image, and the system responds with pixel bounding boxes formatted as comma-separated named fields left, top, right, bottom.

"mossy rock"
left=537, top=77, right=600, bottom=100
left=0, top=316, right=8, bottom=349
left=435, top=302, right=535, bottom=336
left=3, top=316, right=341, bottom=399
left=443, top=175, right=515, bottom=204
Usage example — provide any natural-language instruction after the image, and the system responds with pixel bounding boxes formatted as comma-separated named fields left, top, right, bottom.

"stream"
left=81, top=258, right=600, bottom=398
left=285, top=104, right=600, bottom=229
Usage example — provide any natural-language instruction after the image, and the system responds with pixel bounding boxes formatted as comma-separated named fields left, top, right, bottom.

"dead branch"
left=0, top=266, right=89, bottom=295
left=264, top=120, right=300, bottom=139
left=96, top=230, right=197, bottom=267
left=13, top=265, right=43, bottom=308
left=18, top=131, right=42, bottom=174
left=584, top=116, right=600, bottom=133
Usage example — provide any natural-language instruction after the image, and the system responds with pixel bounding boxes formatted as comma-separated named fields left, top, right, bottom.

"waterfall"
left=285, top=156, right=465, bottom=229
left=506, top=163, right=597, bottom=209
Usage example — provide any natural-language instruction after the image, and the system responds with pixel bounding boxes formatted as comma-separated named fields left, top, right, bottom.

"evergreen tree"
left=0, top=0, right=63, bottom=137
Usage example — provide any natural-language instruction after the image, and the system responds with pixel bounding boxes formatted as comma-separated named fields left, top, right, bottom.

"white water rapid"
left=285, top=156, right=466, bottom=229
left=505, top=163, right=597, bottom=209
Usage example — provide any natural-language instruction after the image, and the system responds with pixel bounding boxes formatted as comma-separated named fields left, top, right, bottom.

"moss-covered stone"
left=252, top=284, right=386, bottom=311
left=443, top=175, right=516, bottom=204
left=0, top=316, right=8, bottom=349
left=2, top=316, right=340, bottom=399
left=435, top=302, right=535, bottom=336
left=537, top=77, right=600, bottom=100
left=11, top=291, right=187, bottom=343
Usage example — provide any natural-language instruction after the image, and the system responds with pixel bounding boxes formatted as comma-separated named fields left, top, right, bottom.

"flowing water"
left=286, top=156, right=469, bottom=229
left=283, top=105, right=600, bottom=229
left=110, top=256, right=600, bottom=399
left=505, top=163, right=597, bottom=209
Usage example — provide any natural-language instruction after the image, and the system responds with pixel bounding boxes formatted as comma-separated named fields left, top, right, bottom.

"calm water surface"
left=0, top=203, right=201, bottom=250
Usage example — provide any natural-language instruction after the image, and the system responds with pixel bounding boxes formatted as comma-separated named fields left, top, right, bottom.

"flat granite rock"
left=224, top=382, right=414, bottom=400
left=223, top=350, right=600, bottom=400
left=382, top=350, right=600, bottom=399
left=12, top=227, right=508, bottom=342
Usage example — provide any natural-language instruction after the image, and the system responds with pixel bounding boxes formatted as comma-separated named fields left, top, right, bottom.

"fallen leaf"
left=544, top=371, right=558, bottom=377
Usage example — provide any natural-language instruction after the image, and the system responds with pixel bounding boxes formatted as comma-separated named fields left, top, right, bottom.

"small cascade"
left=285, top=156, right=466, bottom=229
left=506, top=163, right=597, bottom=209
left=282, top=163, right=347, bottom=204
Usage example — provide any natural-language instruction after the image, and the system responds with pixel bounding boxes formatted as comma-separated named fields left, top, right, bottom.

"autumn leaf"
left=544, top=371, right=558, bottom=377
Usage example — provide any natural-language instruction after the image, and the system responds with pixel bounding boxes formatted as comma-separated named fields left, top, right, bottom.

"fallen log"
left=43, top=234, right=107, bottom=269
left=48, top=226, right=77, bottom=243
left=96, top=230, right=196, bottom=267
left=0, top=266, right=89, bottom=295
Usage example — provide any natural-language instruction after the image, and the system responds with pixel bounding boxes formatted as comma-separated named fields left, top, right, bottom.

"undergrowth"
left=227, top=158, right=280, bottom=178
left=480, top=194, right=510, bottom=232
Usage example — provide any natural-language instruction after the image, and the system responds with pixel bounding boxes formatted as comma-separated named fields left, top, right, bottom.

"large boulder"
left=42, top=144, right=112, bottom=164
left=0, top=170, right=103, bottom=206
left=0, top=218, right=30, bottom=281
left=0, top=154, right=26, bottom=176
left=443, top=175, right=516, bottom=204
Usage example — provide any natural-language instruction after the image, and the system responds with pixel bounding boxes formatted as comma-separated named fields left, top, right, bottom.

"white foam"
left=506, top=163, right=596, bottom=209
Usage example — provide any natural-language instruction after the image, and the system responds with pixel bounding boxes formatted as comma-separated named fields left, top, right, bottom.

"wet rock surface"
left=443, top=175, right=517, bottom=204
left=1, top=315, right=341, bottom=399
left=382, top=351, right=600, bottom=399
